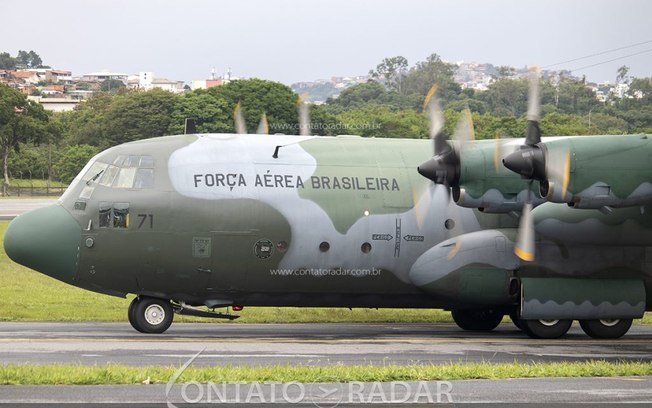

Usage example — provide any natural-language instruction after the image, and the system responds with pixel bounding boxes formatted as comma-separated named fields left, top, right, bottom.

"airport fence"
left=5, top=185, right=67, bottom=197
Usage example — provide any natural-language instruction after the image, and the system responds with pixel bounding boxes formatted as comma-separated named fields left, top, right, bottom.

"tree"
left=54, top=144, right=98, bottom=183
left=326, top=81, right=419, bottom=111
left=617, top=65, right=630, bottom=85
left=62, top=92, right=114, bottom=147
left=209, top=79, right=299, bottom=134
left=628, top=77, right=652, bottom=104
left=167, top=89, right=231, bottom=135
left=0, top=52, right=16, bottom=70
left=336, top=104, right=427, bottom=138
left=8, top=143, right=51, bottom=180
left=0, top=84, right=50, bottom=195
left=100, top=79, right=126, bottom=93
left=75, top=81, right=93, bottom=91
left=495, top=66, right=516, bottom=79
left=369, top=56, right=409, bottom=94
left=479, top=78, right=529, bottom=116
left=306, top=104, right=340, bottom=136
left=401, top=53, right=461, bottom=102
left=15, top=50, right=44, bottom=69
left=555, top=76, right=600, bottom=114
left=103, top=89, right=178, bottom=145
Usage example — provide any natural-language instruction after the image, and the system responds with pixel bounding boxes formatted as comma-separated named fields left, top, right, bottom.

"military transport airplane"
left=4, top=69, right=652, bottom=339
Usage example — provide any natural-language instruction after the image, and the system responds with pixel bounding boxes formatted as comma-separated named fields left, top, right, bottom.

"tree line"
left=1, top=53, right=650, bottom=189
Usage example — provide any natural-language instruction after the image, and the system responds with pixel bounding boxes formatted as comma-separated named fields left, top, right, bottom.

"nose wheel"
left=128, top=296, right=174, bottom=334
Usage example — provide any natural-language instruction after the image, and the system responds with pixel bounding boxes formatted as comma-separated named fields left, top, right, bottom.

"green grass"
left=2, top=361, right=652, bottom=385
left=9, top=179, right=67, bottom=188
left=0, top=218, right=651, bottom=324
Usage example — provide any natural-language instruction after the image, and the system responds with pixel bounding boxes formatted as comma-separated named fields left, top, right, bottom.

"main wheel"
left=451, top=308, right=503, bottom=331
left=127, top=297, right=143, bottom=333
left=579, top=319, right=632, bottom=339
left=129, top=296, right=173, bottom=334
left=520, top=319, right=572, bottom=339
left=509, top=311, right=522, bottom=329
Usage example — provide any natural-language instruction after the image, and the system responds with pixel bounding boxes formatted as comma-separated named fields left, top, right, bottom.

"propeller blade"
left=413, top=183, right=435, bottom=230
left=514, top=201, right=535, bottom=262
left=256, top=113, right=269, bottom=135
left=561, top=151, right=571, bottom=197
left=544, top=149, right=572, bottom=199
left=298, top=93, right=310, bottom=136
left=423, top=84, right=445, bottom=153
left=452, top=108, right=475, bottom=143
left=494, top=131, right=502, bottom=174
left=184, top=118, right=196, bottom=135
left=525, top=66, right=541, bottom=146
left=234, top=101, right=247, bottom=134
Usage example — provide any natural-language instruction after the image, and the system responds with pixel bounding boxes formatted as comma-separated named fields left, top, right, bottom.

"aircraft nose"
left=4, top=204, right=81, bottom=283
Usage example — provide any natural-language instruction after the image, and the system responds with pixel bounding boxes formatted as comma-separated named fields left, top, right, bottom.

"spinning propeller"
left=501, top=67, right=570, bottom=261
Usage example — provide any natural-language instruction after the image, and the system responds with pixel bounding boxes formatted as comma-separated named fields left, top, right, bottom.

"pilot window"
left=134, top=168, right=154, bottom=189
left=98, top=203, right=130, bottom=229
left=99, top=165, right=119, bottom=187
left=115, top=168, right=137, bottom=188
left=81, top=155, right=155, bottom=191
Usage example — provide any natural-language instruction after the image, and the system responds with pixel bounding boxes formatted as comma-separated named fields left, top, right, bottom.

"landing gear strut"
left=128, top=296, right=174, bottom=334
left=451, top=308, right=503, bottom=331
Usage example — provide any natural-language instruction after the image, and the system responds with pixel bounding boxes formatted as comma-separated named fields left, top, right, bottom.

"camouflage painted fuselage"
left=8, top=133, right=652, bottom=315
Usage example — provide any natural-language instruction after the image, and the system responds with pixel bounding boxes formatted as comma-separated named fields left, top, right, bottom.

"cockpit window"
left=115, top=167, right=137, bottom=189
left=84, top=155, right=155, bottom=190
left=99, top=165, right=119, bottom=187
left=124, top=155, right=141, bottom=167
left=134, top=168, right=154, bottom=189
left=82, top=162, right=108, bottom=183
left=113, top=155, right=126, bottom=166
left=140, top=156, right=155, bottom=167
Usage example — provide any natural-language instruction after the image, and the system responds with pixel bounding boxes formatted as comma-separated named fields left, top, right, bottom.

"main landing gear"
left=128, top=296, right=173, bottom=334
left=451, top=308, right=503, bottom=331
left=452, top=308, right=634, bottom=339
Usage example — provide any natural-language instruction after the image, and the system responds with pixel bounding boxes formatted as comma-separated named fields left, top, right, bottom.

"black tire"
left=509, top=311, right=522, bottom=329
left=127, top=297, right=144, bottom=333
left=520, top=319, right=572, bottom=339
left=579, top=319, right=632, bottom=339
left=129, top=297, right=173, bottom=334
left=451, top=308, right=503, bottom=331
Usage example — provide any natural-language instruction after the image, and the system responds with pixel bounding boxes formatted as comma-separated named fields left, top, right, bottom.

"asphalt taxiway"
left=1, top=322, right=651, bottom=367
left=2, top=322, right=652, bottom=406
left=0, top=198, right=57, bottom=220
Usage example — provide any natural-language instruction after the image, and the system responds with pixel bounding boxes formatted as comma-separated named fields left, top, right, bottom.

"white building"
left=82, top=70, right=129, bottom=84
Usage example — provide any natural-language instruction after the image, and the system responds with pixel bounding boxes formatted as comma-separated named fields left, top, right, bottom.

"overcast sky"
left=3, top=0, right=651, bottom=85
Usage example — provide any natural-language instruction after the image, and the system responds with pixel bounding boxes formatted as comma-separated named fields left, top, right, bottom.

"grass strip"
left=2, top=361, right=652, bottom=385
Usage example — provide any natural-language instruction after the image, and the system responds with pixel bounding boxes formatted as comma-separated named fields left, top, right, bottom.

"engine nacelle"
left=452, top=140, right=544, bottom=212
left=540, top=135, right=652, bottom=209
left=408, top=229, right=520, bottom=305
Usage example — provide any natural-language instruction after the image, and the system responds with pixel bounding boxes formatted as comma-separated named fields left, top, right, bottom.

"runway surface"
left=1, top=321, right=651, bottom=367
left=2, top=322, right=652, bottom=406
left=2, top=377, right=652, bottom=406
left=0, top=198, right=57, bottom=220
